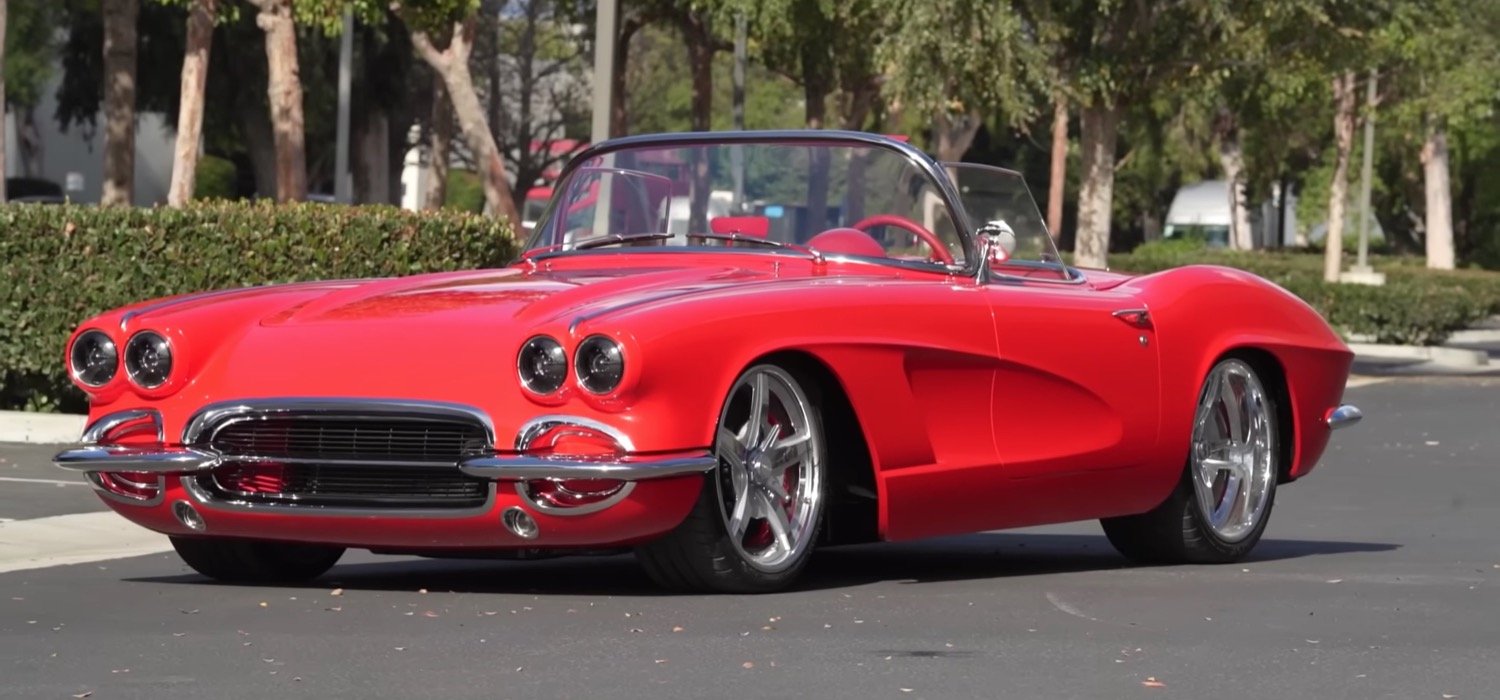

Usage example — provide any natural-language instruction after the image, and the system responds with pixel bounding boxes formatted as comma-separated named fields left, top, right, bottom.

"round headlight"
left=124, top=331, right=174, bottom=389
left=575, top=335, right=624, bottom=395
left=69, top=330, right=119, bottom=387
left=518, top=336, right=568, bottom=395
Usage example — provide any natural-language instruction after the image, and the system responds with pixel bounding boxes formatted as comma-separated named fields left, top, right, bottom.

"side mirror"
left=976, top=220, right=1018, bottom=264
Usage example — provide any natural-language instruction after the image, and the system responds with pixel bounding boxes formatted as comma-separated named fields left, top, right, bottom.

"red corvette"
left=55, top=131, right=1361, bottom=592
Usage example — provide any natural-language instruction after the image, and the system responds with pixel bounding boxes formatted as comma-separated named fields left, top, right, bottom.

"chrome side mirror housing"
left=974, top=220, right=1018, bottom=282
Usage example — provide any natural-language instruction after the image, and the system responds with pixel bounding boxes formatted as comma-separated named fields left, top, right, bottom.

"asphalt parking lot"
left=1, top=376, right=1497, bottom=699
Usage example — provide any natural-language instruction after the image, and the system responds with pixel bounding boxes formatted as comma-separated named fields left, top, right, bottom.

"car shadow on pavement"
left=127, top=533, right=1398, bottom=596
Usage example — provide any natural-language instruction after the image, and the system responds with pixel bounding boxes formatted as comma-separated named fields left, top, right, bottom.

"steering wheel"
left=850, top=215, right=955, bottom=265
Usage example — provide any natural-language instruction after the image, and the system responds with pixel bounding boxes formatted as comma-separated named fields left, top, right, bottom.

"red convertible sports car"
left=55, top=131, right=1361, bottom=592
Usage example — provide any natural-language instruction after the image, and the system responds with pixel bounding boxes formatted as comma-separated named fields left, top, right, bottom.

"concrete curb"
left=0, top=411, right=85, bottom=445
left=1346, top=342, right=1490, bottom=368
left=1446, top=328, right=1500, bottom=345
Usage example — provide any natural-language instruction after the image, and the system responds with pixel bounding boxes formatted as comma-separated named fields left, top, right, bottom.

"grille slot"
left=199, top=410, right=492, bottom=510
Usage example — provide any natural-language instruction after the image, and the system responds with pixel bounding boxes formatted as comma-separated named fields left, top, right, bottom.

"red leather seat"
left=807, top=228, right=886, bottom=258
left=710, top=216, right=770, bottom=238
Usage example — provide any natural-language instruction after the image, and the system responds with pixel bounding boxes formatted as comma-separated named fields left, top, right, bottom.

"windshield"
left=944, top=163, right=1067, bottom=279
left=528, top=140, right=966, bottom=266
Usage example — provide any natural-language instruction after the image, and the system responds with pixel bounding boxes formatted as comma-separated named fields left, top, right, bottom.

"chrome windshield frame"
left=522, top=130, right=979, bottom=277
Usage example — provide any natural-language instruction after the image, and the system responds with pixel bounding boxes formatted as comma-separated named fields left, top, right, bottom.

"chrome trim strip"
left=180, top=476, right=498, bottom=519
left=515, top=480, right=638, bottom=516
left=54, top=445, right=219, bottom=473
left=80, top=408, right=164, bottom=443
left=459, top=453, right=717, bottom=481
left=85, top=472, right=166, bottom=507
left=515, top=415, right=637, bottom=452
left=1327, top=404, right=1363, bottom=430
left=182, top=397, right=498, bottom=446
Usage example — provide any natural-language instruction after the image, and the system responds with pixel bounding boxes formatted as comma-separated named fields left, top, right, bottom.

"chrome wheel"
left=1190, top=359, right=1276, bottom=543
left=713, top=366, right=824, bottom=573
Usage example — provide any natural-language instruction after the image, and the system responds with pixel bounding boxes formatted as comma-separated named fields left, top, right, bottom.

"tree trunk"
left=683, top=16, right=713, bottom=233
left=1421, top=116, right=1454, bottom=270
left=1324, top=71, right=1358, bottom=282
left=249, top=0, right=307, bottom=202
left=934, top=110, right=982, bottom=163
left=101, top=0, right=140, bottom=206
left=1218, top=125, right=1253, bottom=250
left=167, top=0, right=216, bottom=206
left=425, top=82, right=452, bottom=211
left=804, top=69, right=831, bottom=233
left=237, top=103, right=278, bottom=198
left=410, top=19, right=521, bottom=227
left=0, top=0, right=6, bottom=203
left=1046, top=95, right=1068, bottom=239
left=353, top=111, right=388, bottom=204
left=1074, top=102, right=1120, bottom=268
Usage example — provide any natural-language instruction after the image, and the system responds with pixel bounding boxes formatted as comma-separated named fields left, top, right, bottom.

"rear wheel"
left=170, top=536, right=345, bottom=584
left=1102, top=357, right=1279, bottom=564
left=636, top=364, right=826, bottom=592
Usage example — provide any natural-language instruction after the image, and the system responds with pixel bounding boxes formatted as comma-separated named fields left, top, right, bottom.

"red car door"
left=985, top=280, right=1161, bottom=478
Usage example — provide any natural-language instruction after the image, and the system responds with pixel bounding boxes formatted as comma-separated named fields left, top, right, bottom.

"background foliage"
left=0, top=202, right=515, bottom=411
left=1111, top=239, right=1500, bottom=345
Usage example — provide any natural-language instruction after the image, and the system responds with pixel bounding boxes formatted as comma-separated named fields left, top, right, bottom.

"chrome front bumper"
left=53, top=406, right=717, bottom=482
left=52, top=446, right=716, bottom=481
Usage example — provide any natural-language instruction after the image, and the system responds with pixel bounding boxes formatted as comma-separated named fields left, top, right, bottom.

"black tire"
left=1102, top=357, right=1279, bottom=564
left=170, top=536, right=345, bottom=584
left=636, top=364, right=827, bottom=593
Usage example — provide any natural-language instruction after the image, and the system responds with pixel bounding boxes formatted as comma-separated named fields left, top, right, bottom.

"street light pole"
left=731, top=12, right=746, bottom=212
left=1354, top=68, right=1377, bottom=273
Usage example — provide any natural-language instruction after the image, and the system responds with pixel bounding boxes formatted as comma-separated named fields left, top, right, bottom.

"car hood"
left=117, top=263, right=807, bottom=435
left=253, top=264, right=776, bottom=329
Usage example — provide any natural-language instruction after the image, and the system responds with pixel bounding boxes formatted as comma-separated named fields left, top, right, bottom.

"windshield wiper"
left=571, top=232, right=674, bottom=250
left=686, top=232, right=818, bottom=257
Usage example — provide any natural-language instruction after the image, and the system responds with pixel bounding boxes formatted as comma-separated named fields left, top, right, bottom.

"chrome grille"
left=196, top=408, right=492, bottom=510
left=209, top=462, right=488, bottom=508
left=210, top=416, right=489, bottom=464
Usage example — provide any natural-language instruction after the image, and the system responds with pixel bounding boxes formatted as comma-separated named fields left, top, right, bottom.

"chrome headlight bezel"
left=69, top=329, right=119, bottom=388
left=123, top=330, right=174, bottom=389
left=517, top=335, right=569, bottom=395
left=574, top=335, right=625, bottom=395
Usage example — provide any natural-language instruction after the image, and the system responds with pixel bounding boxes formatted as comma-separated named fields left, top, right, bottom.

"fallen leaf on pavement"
left=1142, top=677, right=1166, bottom=688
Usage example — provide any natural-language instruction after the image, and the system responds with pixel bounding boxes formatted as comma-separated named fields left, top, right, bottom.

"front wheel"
left=636, top=364, right=826, bottom=593
left=170, top=536, right=345, bottom=584
left=1102, top=357, right=1279, bottom=564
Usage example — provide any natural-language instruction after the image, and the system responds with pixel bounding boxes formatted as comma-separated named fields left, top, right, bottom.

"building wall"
left=4, top=75, right=176, bottom=206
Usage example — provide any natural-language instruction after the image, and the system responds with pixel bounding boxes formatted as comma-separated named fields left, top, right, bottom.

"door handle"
left=1112, top=308, right=1152, bottom=329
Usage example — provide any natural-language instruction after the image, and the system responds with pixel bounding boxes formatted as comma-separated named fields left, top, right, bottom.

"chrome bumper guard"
left=54, top=445, right=717, bottom=481
left=1326, top=404, right=1363, bottom=430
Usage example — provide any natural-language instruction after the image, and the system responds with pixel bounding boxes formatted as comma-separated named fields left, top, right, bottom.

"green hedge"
left=1111, top=241, right=1500, bottom=346
left=0, top=201, right=516, bottom=412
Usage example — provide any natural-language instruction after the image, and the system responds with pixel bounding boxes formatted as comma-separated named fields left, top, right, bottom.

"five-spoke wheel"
left=1102, top=356, right=1279, bottom=563
left=637, top=364, right=826, bottom=592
